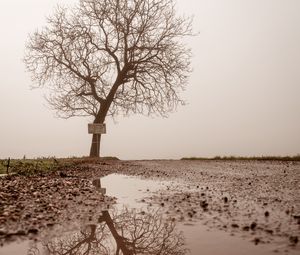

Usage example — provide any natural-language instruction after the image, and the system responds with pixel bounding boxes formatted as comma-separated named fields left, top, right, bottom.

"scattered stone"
left=242, top=226, right=250, bottom=231
left=16, top=230, right=26, bottom=236
left=28, top=228, right=38, bottom=235
left=250, top=222, right=257, bottom=230
left=200, top=200, right=208, bottom=210
left=59, top=172, right=68, bottom=178
left=289, top=236, right=298, bottom=245
left=0, top=159, right=299, bottom=254
left=265, top=229, right=273, bottom=235
left=254, top=237, right=260, bottom=245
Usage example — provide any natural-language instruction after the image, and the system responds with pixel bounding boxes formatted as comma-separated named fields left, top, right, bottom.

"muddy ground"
left=0, top=159, right=299, bottom=252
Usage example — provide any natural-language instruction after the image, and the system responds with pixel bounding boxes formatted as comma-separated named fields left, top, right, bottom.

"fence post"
left=6, top=157, right=10, bottom=175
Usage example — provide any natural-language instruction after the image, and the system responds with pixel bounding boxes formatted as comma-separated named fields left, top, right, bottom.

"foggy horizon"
left=1, top=0, right=300, bottom=160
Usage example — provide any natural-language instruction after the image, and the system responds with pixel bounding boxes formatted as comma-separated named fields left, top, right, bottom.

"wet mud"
left=118, top=160, right=300, bottom=253
left=0, top=160, right=299, bottom=254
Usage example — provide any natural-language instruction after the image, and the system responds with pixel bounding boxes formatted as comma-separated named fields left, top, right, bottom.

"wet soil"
left=0, top=159, right=299, bottom=254
left=0, top=160, right=122, bottom=244
left=121, top=160, right=300, bottom=253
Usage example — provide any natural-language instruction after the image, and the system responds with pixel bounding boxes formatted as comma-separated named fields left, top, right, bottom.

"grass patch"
left=181, top=155, right=300, bottom=162
left=0, top=157, right=80, bottom=176
left=0, top=156, right=120, bottom=176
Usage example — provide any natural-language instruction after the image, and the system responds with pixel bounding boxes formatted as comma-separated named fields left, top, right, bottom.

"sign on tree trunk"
left=88, top=123, right=106, bottom=134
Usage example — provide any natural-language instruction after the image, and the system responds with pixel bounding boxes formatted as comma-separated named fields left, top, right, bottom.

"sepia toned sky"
left=0, top=0, right=299, bottom=159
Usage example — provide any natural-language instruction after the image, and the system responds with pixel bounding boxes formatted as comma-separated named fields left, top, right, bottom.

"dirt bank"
left=1, top=159, right=299, bottom=253
left=120, top=160, right=300, bottom=252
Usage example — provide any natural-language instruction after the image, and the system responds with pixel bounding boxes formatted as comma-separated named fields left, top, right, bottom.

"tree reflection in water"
left=28, top=208, right=187, bottom=255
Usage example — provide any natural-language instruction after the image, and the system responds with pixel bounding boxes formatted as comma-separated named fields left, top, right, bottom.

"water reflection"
left=27, top=208, right=187, bottom=255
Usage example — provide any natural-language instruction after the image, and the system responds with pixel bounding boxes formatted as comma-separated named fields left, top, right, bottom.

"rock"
left=92, top=179, right=101, bottom=188
left=254, top=237, right=260, bottom=245
left=223, top=197, right=228, bottom=203
left=264, top=211, right=270, bottom=217
left=2, top=211, right=9, bottom=217
left=231, top=223, right=239, bottom=228
left=59, top=172, right=67, bottom=178
left=200, top=200, right=208, bottom=210
left=289, top=236, right=298, bottom=245
left=242, top=226, right=250, bottom=231
left=16, top=230, right=26, bottom=236
left=28, top=228, right=38, bottom=235
left=265, top=229, right=273, bottom=235
left=250, top=222, right=257, bottom=230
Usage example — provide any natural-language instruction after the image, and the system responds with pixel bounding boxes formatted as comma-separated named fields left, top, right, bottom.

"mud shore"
left=0, top=159, right=299, bottom=252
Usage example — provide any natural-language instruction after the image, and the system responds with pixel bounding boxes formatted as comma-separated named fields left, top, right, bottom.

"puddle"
left=101, top=174, right=285, bottom=255
left=0, top=174, right=298, bottom=254
left=101, top=173, right=173, bottom=208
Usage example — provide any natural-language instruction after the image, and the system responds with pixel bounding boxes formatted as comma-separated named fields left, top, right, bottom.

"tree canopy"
left=24, top=0, right=194, bottom=156
left=25, top=0, right=193, bottom=119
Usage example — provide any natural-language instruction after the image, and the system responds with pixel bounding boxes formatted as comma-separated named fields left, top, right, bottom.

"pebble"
left=16, top=230, right=26, bottom=236
left=28, top=228, right=38, bottom=235
left=250, top=222, right=257, bottom=230
left=254, top=237, right=260, bottom=245
left=200, top=200, right=208, bottom=210
left=265, top=229, right=273, bottom=235
left=289, top=236, right=298, bottom=245
left=242, top=226, right=250, bottom=231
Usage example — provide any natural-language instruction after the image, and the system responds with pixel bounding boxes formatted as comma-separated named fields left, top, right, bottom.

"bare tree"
left=30, top=208, right=187, bottom=255
left=24, top=0, right=194, bottom=157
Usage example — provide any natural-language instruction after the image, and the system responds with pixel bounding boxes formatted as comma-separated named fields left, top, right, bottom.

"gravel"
left=0, top=159, right=299, bottom=253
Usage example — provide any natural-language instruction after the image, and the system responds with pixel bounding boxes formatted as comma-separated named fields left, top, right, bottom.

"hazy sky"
left=0, top=0, right=299, bottom=159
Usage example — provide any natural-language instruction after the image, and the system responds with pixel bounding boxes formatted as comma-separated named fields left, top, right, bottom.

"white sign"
left=88, top=123, right=106, bottom=134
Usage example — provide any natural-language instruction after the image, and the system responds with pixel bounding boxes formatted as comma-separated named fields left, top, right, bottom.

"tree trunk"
left=88, top=95, right=116, bottom=158
left=89, top=133, right=102, bottom=157
left=100, top=211, right=133, bottom=255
